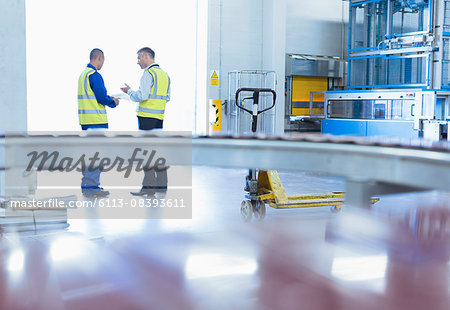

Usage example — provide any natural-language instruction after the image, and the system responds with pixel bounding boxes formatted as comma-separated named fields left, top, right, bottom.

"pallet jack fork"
left=235, top=88, right=379, bottom=222
left=241, top=170, right=380, bottom=222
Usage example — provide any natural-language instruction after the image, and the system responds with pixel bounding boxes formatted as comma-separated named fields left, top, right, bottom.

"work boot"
left=83, top=189, right=110, bottom=199
left=130, top=188, right=156, bottom=197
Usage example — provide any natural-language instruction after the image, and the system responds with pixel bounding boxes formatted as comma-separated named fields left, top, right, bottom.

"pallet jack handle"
left=235, top=88, right=276, bottom=133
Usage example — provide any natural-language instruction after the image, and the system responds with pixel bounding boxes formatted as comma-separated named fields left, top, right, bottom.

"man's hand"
left=120, top=83, right=131, bottom=94
left=112, top=97, right=120, bottom=106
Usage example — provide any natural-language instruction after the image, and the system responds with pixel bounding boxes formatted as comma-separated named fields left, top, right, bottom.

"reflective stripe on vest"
left=137, top=65, right=169, bottom=120
left=137, top=107, right=165, bottom=114
left=77, top=94, right=97, bottom=100
left=78, top=109, right=107, bottom=114
left=77, top=67, right=108, bottom=125
left=148, top=67, right=170, bottom=101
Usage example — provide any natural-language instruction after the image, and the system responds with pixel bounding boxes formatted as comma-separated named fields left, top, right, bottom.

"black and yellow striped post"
left=210, top=99, right=222, bottom=132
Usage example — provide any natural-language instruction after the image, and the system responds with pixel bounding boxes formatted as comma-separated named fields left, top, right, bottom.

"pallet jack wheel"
left=330, top=205, right=342, bottom=213
left=241, top=200, right=253, bottom=222
left=252, top=200, right=266, bottom=221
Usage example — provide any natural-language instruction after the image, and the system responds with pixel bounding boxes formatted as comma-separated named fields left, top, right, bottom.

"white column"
left=204, top=0, right=221, bottom=135
left=262, top=0, right=286, bottom=135
left=195, top=0, right=210, bottom=135
left=0, top=0, right=27, bottom=131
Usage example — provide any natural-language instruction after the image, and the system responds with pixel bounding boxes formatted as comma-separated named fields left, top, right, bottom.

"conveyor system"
left=1, top=132, right=449, bottom=214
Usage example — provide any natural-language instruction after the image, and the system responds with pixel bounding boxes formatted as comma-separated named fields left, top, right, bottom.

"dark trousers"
left=138, top=116, right=163, bottom=131
left=81, top=127, right=104, bottom=193
left=138, top=117, right=168, bottom=192
left=81, top=166, right=102, bottom=193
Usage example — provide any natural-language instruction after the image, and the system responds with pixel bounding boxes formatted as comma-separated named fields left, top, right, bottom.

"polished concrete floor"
left=66, top=167, right=356, bottom=237
left=64, top=166, right=450, bottom=237
left=1, top=167, right=450, bottom=309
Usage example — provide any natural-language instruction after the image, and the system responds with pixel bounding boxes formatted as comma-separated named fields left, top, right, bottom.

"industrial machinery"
left=322, top=0, right=450, bottom=140
left=285, top=54, right=345, bottom=132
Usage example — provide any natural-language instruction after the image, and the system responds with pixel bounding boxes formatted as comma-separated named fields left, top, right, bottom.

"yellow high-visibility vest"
left=137, top=65, right=170, bottom=120
left=77, top=67, right=107, bottom=125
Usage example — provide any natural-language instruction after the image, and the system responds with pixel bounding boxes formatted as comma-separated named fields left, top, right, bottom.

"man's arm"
left=126, top=71, right=153, bottom=102
left=89, top=73, right=117, bottom=108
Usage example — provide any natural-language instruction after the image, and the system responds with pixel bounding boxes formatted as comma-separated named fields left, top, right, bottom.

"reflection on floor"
left=1, top=167, right=449, bottom=310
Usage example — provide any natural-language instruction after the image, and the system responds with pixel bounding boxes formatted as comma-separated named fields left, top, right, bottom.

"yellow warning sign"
left=210, top=71, right=219, bottom=86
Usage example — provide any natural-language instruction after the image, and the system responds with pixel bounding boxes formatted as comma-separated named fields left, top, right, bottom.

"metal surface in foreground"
left=0, top=205, right=449, bottom=310
left=2, top=132, right=450, bottom=195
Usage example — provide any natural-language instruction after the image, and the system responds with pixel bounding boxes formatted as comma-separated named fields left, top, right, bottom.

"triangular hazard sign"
left=211, top=71, right=218, bottom=79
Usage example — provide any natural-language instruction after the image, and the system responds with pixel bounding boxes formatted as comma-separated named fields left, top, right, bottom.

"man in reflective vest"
left=78, top=48, right=119, bottom=198
left=121, top=47, right=170, bottom=196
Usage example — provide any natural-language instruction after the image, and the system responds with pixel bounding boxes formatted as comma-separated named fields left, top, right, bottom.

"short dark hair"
left=137, top=47, right=155, bottom=59
left=90, top=48, right=104, bottom=61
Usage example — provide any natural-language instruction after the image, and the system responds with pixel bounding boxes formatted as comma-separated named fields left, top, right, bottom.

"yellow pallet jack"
left=235, top=88, right=379, bottom=221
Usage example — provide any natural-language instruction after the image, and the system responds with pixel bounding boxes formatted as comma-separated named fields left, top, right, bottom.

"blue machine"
left=322, top=0, right=450, bottom=141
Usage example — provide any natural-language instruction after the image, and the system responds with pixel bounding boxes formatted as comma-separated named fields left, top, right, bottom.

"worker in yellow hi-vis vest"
left=121, top=47, right=170, bottom=197
left=78, top=48, right=119, bottom=199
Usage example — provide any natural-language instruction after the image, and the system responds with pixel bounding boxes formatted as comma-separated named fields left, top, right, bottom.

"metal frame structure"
left=324, top=0, right=450, bottom=140
left=348, top=0, right=435, bottom=89
left=1, top=133, right=450, bottom=209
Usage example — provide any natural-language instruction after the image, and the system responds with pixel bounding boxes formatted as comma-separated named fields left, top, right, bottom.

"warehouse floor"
left=64, top=166, right=450, bottom=237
